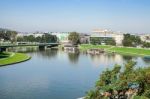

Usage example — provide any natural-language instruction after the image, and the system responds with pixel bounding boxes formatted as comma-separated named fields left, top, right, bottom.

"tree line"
left=17, top=33, right=57, bottom=43
left=0, top=29, right=58, bottom=43
left=0, top=29, right=17, bottom=43
left=123, top=34, right=150, bottom=48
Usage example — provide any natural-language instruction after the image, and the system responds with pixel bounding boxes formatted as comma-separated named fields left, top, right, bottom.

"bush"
left=142, top=42, right=150, bottom=48
left=143, top=90, right=150, bottom=98
left=86, top=61, right=150, bottom=99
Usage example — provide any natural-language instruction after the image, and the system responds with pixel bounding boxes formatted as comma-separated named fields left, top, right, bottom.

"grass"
left=107, top=47, right=150, bottom=56
left=0, top=52, right=31, bottom=66
left=79, top=44, right=112, bottom=51
left=79, top=44, right=150, bottom=56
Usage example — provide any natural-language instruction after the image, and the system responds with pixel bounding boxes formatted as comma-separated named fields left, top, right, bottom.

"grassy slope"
left=107, top=47, right=150, bottom=56
left=0, top=53, right=31, bottom=66
left=79, top=44, right=150, bottom=56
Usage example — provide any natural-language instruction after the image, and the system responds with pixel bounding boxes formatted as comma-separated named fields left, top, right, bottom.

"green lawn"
left=79, top=44, right=111, bottom=51
left=79, top=44, right=150, bottom=56
left=0, top=53, right=31, bottom=66
left=107, top=47, right=150, bottom=56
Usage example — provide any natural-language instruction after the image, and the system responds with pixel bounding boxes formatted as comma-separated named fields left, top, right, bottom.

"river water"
left=0, top=47, right=149, bottom=99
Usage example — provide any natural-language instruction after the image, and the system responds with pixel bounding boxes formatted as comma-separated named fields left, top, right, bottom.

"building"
left=51, top=32, right=70, bottom=44
left=90, top=29, right=124, bottom=45
left=79, top=33, right=90, bottom=44
left=33, top=32, right=44, bottom=37
left=140, top=34, right=150, bottom=43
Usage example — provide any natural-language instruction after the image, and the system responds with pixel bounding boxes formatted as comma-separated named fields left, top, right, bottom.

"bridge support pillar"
left=39, top=46, right=46, bottom=50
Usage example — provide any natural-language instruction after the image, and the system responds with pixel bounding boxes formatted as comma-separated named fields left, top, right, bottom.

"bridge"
left=0, top=43, right=60, bottom=52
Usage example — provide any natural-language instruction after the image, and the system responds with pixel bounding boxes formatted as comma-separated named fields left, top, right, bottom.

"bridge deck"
left=0, top=43, right=59, bottom=48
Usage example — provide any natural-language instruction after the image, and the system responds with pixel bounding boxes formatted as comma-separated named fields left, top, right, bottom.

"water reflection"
left=8, top=47, right=39, bottom=53
left=67, top=53, right=79, bottom=64
left=37, top=48, right=58, bottom=59
left=87, top=53, right=142, bottom=68
left=122, top=55, right=133, bottom=61
left=142, top=58, right=150, bottom=65
left=88, top=53, right=124, bottom=67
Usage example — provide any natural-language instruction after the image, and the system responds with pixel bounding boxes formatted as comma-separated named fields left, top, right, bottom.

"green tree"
left=90, top=37, right=101, bottom=45
left=105, top=38, right=116, bottom=45
left=0, top=30, right=5, bottom=40
left=86, top=60, right=150, bottom=99
left=68, top=32, right=80, bottom=44
left=17, top=36, right=24, bottom=42
left=122, top=34, right=141, bottom=47
left=41, top=33, right=57, bottom=43
left=142, top=42, right=150, bottom=48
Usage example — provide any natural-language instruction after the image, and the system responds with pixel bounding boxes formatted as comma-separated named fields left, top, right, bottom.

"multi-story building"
left=90, top=29, right=124, bottom=45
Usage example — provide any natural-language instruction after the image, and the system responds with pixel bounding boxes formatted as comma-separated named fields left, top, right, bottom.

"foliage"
left=41, top=33, right=57, bottom=43
left=0, top=29, right=17, bottom=43
left=86, top=60, right=150, bottom=99
left=68, top=32, right=80, bottom=44
left=17, top=33, right=57, bottom=43
left=90, top=37, right=116, bottom=45
left=105, top=38, right=116, bottom=45
left=142, top=42, right=150, bottom=48
left=90, top=37, right=101, bottom=45
left=0, top=52, right=10, bottom=58
left=122, top=34, right=141, bottom=47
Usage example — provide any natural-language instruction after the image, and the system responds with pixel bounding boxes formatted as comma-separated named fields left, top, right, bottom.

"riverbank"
left=0, top=52, right=31, bottom=66
left=79, top=44, right=150, bottom=56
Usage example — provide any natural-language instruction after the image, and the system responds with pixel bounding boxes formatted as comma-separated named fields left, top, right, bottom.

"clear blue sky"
left=0, top=0, right=150, bottom=33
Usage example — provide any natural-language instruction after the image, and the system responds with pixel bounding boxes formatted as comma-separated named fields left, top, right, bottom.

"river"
left=0, top=47, right=149, bottom=99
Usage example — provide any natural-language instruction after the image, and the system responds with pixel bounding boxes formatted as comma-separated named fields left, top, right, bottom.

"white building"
left=91, top=29, right=124, bottom=45
left=140, top=34, right=150, bottom=43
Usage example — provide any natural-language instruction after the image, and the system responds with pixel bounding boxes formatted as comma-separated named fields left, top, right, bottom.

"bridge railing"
left=0, top=42, right=12, bottom=46
left=0, top=42, right=59, bottom=47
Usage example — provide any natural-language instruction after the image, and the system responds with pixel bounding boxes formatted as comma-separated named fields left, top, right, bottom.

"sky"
left=0, top=0, right=150, bottom=33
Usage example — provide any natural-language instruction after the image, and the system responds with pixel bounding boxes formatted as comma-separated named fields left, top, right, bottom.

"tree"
left=90, top=37, right=101, bottom=45
left=105, top=38, right=116, bottom=45
left=68, top=32, right=80, bottom=44
left=17, top=36, right=24, bottom=42
left=10, top=31, right=17, bottom=43
left=0, top=30, right=18, bottom=43
left=142, top=42, right=150, bottom=48
left=0, top=30, right=5, bottom=39
left=122, top=34, right=141, bottom=47
left=41, top=33, right=57, bottom=43
left=86, top=60, right=150, bottom=99
left=16, top=33, right=57, bottom=43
